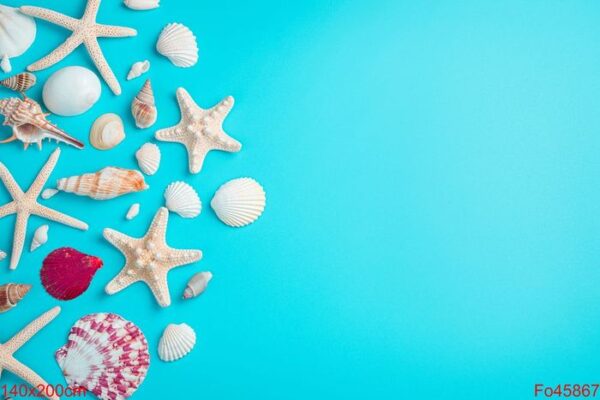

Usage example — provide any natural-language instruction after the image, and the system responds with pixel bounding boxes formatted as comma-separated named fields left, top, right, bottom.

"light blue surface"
left=1, top=0, right=600, bottom=399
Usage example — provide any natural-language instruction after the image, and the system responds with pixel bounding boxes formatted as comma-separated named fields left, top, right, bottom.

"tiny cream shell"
left=156, top=23, right=198, bottom=68
left=131, top=79, right=157, bottom=129
left=0, top=55, right=11, bottom=73
left=183, top=271, right=212, bottom=300
left=164, top=181, right=201, bottom=218
left=126, top=60, right=150, bottom=80
left=135, top=143, right=161, bottom=175
left=126, top=203, right=140, bottom=220
left=0, top=251, right=6, bottom=261
left=211, top=178, right=266, bottom=227
left=158, top=323, right=196, bottom=362
left=30, top=224, right=49, bottom=252
left=41, top=188, right=58, bottom=200
left=89, top=113, right=125, bottom=150
left=57, top=167, right=149, bottom=200
left=124, top=0, right=159, bottom=10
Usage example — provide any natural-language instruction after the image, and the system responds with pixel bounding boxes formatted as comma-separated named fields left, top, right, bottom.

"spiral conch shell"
left=30, top=224, right=49, bottom=252
left=131, top=79, right=157, bottom=129
left=0, top=283, right=32, bottom=313
left=126, top=60, right=150, bottom=80
left=0, top=72, right=36, bottom=93
left=89, top=113, right=125, bottom=150
left=57, top=167, right=149, bottom=200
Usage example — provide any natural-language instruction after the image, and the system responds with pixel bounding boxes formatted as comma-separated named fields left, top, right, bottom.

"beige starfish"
left=20, top=0, right=137, bottom=95
left=104, top=207, right=202, bottom=307
left=155, top=88, right=242, bottom=174
left=0, top=148, right=88, bottom=270
left=0, top=306, right=61, bottom=400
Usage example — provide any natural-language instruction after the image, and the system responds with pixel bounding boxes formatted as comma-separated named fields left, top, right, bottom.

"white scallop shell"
left=135, top=143, right=161, bottom=175
left=124, top=0, right=159, bottom=10
left=41, top=188, right=58, bottom=200
left=30, top=224, right=48, bottom=252
left=43, top=66, right=101, bottom=116
left=156, top=23, right=198, bottom=68
left=164, top=181, right=201, bottom=218
left=126, top=203, right=140, bottom=220
left=158, top=323, right=196, bottom=362
left=126, top=60, right=150, bottom=80
left=90, top=113, right=125, bottom=150
left=211, top=178, right=266, bottom=227
left=0, top=5, right=36, bottom=72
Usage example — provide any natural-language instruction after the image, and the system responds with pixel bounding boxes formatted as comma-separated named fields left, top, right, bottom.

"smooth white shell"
left=126, top=60, right=150, bottom=80
left=124, top=0, right=159, bottom=10
left=164, top=181, right=201, bottom=218
left=30, top=224, right=49, bottom=252
left=90, top=113, right=125, bottom=150
left=0, top=5, right=36, bottom=72
left=43, top=66, right=101, bottom=116
left=183, top=271, right=212, bottom=300
left=0, top=250, right=5, bottom=261
left=158, top=323, right=196, bottom=362
left=126, top=203, right=140, bottom=220
left=135, top=143, right=161, bottom=175
left=41, top=188, right=58, bottom=200
left=211, top=178, right=266, bottom=227
left=0, top=55, right=11, bottom=73
left=156, top=23, right=198, bottom=67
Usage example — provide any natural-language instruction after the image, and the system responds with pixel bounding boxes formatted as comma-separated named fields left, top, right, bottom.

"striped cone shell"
left=0, top=72, right=36, bottom=92
left=0, top=283, right=32, bottom=313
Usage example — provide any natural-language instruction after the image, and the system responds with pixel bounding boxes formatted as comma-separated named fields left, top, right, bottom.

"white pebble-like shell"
left=30, top=224, right=49, bottom=252
left=135, top=143, right=161, bottom=175
left=41, top=188, right=58, bottom=200
left=211, top=178, right=266, bottom=227
left=156, top=23, right=198, bottom=68
left=158, top=323, right=196, bottom=362
left=126, top=60, right=150, bottom=80
left=0, top=250, right=6, bottom=261
left=164, top=181, right=201, bottom=218
left=124, top=0, right=159, bottom=10
left=89, top=113, right=125, bottom=150
left=126, top=203, right=140, bottom=220
left=43, top=66, right=101, bottom=116
left=0, top=5, right=36, bottom=72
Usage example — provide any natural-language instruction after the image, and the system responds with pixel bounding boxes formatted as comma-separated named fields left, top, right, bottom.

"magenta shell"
left=41, top=247, right=103, bottom=300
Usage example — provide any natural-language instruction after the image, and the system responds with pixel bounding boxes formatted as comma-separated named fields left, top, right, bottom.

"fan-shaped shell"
left=164, top=181, right=201, bottom=218
left=135, top=143, right=161, bottom=175
left=131, top=79, right=157, bottom=129
left=0, top=283, right=31, bottom=313
left=124, top=0, right=159, bottom=10
left=57, top=167, right=149, bottom=200
left=158, top=323, right=196, bottom=362
left=0, top=5, right=36, bottom=72
left=0, top=72, right=36, bottom=92
left=41, top=247, right=103, bottom=300
left=30, top=224, right=48, bottom=252
left=211, top=178, right=266, bottom=227
left=90, top=113, right=125, bottom=150
left=56, top=313, right=150, bottom=400
left=156, top=23, right=198, bottom=67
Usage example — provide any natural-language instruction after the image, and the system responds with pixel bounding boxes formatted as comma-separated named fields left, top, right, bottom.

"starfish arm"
left=187, top=138, right=211, bottom=174
left=83, top=0, right=101, bottom=21
left=84, top=37, right=121, bottom=95
left=26, top=34, right=83, bottom=71
left=32, top=204, right=88, bottom=231
left=103, top=228, right=136, bottom=253
left=105, top=271, right=137, bottom=295
left=155, top=125, right=187, bottom=142
left=19, top=6, right=80, bottom=30
left=210, top=96, right=235, bottom=120
left=166, top=248, right=203, bottom=267
left=0, top=162, right=24, bottom=198
left=27, top=148, right=60, bottom=198
left=9, top=211, right=29, bottom=270
left=4, top=307, right=61, bottom=354
left=149, top=207, right=170, bottom=241
left=211, top=129, right=243, bottom=152
left=147, top=273, right=171, bottom=307
left=0, top=201, right=17, bottom=219
left=4, top=357, right=59, bottom=400
left=176, top=87, right=201, bottom=115
left=95, top=23, right=137, bottom=38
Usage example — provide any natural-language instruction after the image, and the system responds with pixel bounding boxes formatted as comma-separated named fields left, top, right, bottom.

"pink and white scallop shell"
left=55, top=313, right=150, bottom=400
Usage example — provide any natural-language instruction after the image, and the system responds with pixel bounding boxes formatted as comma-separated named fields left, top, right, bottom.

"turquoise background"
left=1, top=0, right=600, bottom=399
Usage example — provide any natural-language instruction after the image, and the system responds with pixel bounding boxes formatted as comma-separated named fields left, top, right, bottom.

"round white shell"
left=158, top=323, right=196, bottom=362
left=90, top=113, right=125, bottom=150
left=43, top=66, right=101, bottom=116
left=164, top=181, right=201, bottom=218
left=135, top=143, right=161, bottom=175
left=124, top=0, right=159, bottom=10
left=211, top=178, right=266, bottom=227
left=0, top=5, right=36, bottom=72
left=156, top=23, right=198, bottom=67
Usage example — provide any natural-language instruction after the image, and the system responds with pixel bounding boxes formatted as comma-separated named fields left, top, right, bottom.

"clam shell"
left=0, top=283, right=32, bottom=313
left=183, top=271, right=212, bottom=300
left=30, top=224, right=48, bottom=252
left=211, top=178, right=266, bottom=227
left=90, top=113, right=125, bottom=150
left=158, top=323, right=196, bottom=362
left=156, top=23, right=198, bottom=68
left=0, top=72, right=36, bottom=92
left=56, top=313, right=150, bottom=400
left=164, top=181, right=201, bottom=218
left=41, top=188, right=58, bottom=199
left=57, top=167, right=149, bottom=200
left=131, top=79, right=157, bottom=128
left=43, top=66, right=101, bottom=117
left=124, top=0, right=159, bottom=10
left=0, top=5, right=36, bottom=72
left=126, top=60, right=150, bottom=80
left=41, top=247, right=103, bottom=300
left=135, top=142, right=161, bottom=175
left=126, top=203, right=140, bottom=220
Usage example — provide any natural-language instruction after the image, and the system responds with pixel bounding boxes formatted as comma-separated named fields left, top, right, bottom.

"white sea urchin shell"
left=156, top=23, right=198, bottom=68
left=135, top=143, right=161, bottom=175
left=211, top=178, right=266, bottom=227
left=158, top=323, right=196, bottom=362
left=164, top=181, right=201, bottom=218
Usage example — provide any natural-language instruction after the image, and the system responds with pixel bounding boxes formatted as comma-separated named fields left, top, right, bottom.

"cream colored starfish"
left=0, top=307, right=61, bottom=400
left=104, top=207, right=202, bottom=307
left=20, top=0, right=137, bottom=95
left=0, top=148, right=88, bottom=270
left=156, top=88, right=242, bottom=174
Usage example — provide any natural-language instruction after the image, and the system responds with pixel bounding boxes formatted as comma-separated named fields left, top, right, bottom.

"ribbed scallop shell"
left=57, top=167, right=149, bottom=200
left=135, top=142, right=161, bottom=175
left=124, top=0, right=159, bottom=10
left=0, top=72, right=36, bottom=92
left=0, top=283, right=31, bottom=313
left=156, top=23, right=198, bottom=67
left=90, top=113, right=125, bottom=150
left=55, top=313, right=150, bottom=400
left=30, top=224, right=48, bottom=252
left=164, top=181, right=201, bottom=218
left=158, top=323, right=196, bottom=362
left=131, top=79, right=157, bottom=129
left=211, top=178, right=266, bottom=227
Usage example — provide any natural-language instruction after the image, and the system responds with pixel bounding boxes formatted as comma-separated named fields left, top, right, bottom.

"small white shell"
left=1, top=55, right=11, bottom=73
left=158, top=323, right=196, bottom=362
left=164, top=181, right=201, bottom=218
left=135, top=143, right=161, bottom=175
left=211, top=178, right=266, bottom=227
left=41, top=188, right=58, bottom=200
left=126, top=203, right=140, bottom=220
left=156, top=23, right=198, bottom=68
left=183, top=271, right=212, bottom=300
left=30, top=224, right=49, bottom=252
left=124, top=0, right=159, bottom=10
left=126, top=60, right=150, bottom=80
left=89, top=113, right=125, bottom=150
left=0, top=250, right=6, bottom=261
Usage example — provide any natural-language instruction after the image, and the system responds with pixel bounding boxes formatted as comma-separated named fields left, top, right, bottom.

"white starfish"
left=156, top=88, right=242, bottom=174
left=0, top=148, right=88, bottom=269
left=20, top=0, right=137, bottom=95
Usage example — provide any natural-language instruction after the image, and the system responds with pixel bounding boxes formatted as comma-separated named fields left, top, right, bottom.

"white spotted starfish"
left=0, top=148, right=88, bottom=270
left=0, top=307, right=61, bottom=400
left=156, top=88, right=242, bottom=174
left=20, top=0, right=137, bottom=95
left=104, top=207, right=202, bottom=307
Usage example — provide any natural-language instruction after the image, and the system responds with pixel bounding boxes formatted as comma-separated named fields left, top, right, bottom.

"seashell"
left=126, top=203, right=140, bottom=220
left=211, top=178, right=266, bottom=227
left=0, top=72, right=36, bottom=93
left=41, top=247, right=103, bottom=300
left=56, top=313, right=150, bottom=400
left=156, top=23, right=198, bottom=68
left=0, top=5, right=36, bottom=73
left=0, top=283, right=32, bottom=313
left=124, top=0, right=159, bottom=10
left=43, top=66, right=101, bottom=116
left=0, top=96, right=84, bottom=150
left=57, top=167, right=149, bottom=200
left=135, top=142, right=160, bottom=175
left=158, top=323, right=196, bottom=362
left=0, top=250, right=6, bottom=261
left=30, top=224, right=48, bottom=252
left=89, top=113, right=125, bottom=150
left=131, top=79, right=157, bottom=129
left=164, top=181, right=201, bottom=218
left=183, top=271, right=212, bottom=300
left=41, top=188, right=58, bottom=200
left=126, top=60, right=150, bottom=80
